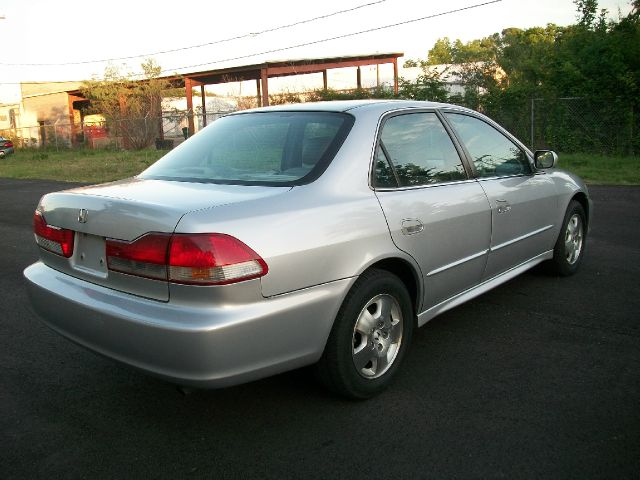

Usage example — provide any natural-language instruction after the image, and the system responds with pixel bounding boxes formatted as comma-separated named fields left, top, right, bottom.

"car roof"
left=242, top=99, right=475, bottom=115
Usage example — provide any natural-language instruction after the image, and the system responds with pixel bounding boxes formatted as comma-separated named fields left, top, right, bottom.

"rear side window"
left=374, top=112, right=466, bottom=188
left=445, top=113, right=531, bottom=177
left=141, top=112, right=353, bottom=186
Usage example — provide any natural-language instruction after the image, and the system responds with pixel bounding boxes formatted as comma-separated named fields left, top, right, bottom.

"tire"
left=315, top=269, right=414, bottom=399
left=548, top=200, right=587, bottom=276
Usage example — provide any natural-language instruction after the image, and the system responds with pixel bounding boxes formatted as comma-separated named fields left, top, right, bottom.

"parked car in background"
left=0, top=136, right=14, bottom=157
left=24, top=100, right=591, bottom=399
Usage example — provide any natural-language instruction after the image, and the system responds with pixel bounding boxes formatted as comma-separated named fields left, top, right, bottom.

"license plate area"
left=71, top=232, right=108, bottom=277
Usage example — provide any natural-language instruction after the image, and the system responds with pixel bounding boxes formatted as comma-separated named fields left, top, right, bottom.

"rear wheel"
left=548, top=200, right=586, bottom=276
left=315, top=269, right=414, bottom=399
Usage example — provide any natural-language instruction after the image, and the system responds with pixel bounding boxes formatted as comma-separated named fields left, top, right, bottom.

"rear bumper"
left=24, top=262, right=350, bottom=388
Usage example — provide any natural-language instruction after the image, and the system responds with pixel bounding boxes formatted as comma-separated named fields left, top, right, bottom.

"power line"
left=0, top=0, right=388, bottom=67
left=2, top=0, right=502, bottom=85
left=150, top=0, right=503, bottom=77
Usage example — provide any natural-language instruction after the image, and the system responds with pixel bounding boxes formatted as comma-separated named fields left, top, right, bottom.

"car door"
left=373, top=111, right=492, bottom=310
left=443, top=112, right=558, bottom=279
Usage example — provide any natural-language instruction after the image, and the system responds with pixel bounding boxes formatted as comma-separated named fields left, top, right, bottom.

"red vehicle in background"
left=0, top=137, right=14, bottom=158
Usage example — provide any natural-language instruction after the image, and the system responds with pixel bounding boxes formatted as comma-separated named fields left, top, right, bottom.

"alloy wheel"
left=352, top=294, right=403, bottom=379
left=564, top=213, right=584, bottom=265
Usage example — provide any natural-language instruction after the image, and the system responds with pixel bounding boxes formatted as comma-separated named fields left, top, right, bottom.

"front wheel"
left=548, top=200, right=587, bottom=276
left=315, top=269, right=414, bottom=399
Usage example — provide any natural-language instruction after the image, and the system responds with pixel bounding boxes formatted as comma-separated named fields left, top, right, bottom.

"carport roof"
left=65, top=52, right=404, bottom=94
left=167, top=52, right=404, bottom=85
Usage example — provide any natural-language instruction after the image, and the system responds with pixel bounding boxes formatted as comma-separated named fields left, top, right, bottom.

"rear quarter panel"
left=175, top=185, right=405, bottom=297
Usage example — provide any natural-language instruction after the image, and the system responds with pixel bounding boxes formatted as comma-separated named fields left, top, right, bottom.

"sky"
left=0, top=0, right=634, bottom=101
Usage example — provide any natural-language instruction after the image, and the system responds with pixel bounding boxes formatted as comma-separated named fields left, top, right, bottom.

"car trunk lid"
left=36, top=178, right=288, bottom=301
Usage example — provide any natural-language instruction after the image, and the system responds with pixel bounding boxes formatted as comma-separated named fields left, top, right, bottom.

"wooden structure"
left=64, top=52, right=404, bottom=139
left=178, top=53, right=403, bottom=135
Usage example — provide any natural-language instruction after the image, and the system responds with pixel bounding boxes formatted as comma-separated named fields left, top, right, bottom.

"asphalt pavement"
left=1, top=178, right=639, bottom=479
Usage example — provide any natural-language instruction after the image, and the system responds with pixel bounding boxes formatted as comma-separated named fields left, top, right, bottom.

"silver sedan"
left=24, top=100, right=590, bottom=398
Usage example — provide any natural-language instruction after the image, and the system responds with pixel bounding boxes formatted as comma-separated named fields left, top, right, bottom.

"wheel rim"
left=564, top=213, right=584, bottom=265
left=352, top=294, right=403, bottom=379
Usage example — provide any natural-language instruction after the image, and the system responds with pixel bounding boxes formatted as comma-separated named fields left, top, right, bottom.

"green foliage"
left=426, top=37, right=454, bottom=64
left=268, top=90, right=304, bottom=105
left=81, top=59, right=170, bottom=150
left=306, top=86, right=396, bottom=102
left=408, top=0, right=639, bottom=155
left=497, top=25, right=561, bottom=91
left=305, top=82, right=448, bottom=103
left=574, top=0, right=602, bottom=28
left=398, top=68, right=449, bottom=102
left=425, top=36, right=497, bottom=65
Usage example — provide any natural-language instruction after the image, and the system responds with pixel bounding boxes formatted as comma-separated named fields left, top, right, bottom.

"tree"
left=426, top=37, right=454, bottom=64
left=405, top=0, right=639, bottom=154
left=497, top=25, right=560, bottom=91
left=398, top=67, right=449, bottom=102
left=574, top=0, right=599, bottom=28
left=424, top=36, right=498, bottom=66
left=81, top=59, right=170, bottom=150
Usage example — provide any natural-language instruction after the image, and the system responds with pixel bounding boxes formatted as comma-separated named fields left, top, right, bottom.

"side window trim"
left=378, top=140, right=402, bottom=188
left=437, top=110, right=477, bottom=177
left=440, top=110, right=534, bottom=179
left=433, top=109, right=475, bottom=178
left=370, top=108, right=470, bottom=190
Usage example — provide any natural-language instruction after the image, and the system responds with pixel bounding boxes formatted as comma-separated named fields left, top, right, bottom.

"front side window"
left=445, top=113, right=531, bottom=178
left=374, top=112, right=466, bottom=188
left=140, top=112, right=353, bottom=185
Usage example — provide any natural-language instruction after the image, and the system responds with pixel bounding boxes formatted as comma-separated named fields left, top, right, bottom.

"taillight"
left=106, top=233, right=170, bottom=281
left=33, top=210, right=75, bottom=257
left=168, top=234, right=268, bottom=285
left=105, top=233, right=267, bottom=285
left=5, top=141, right=12, bottom=148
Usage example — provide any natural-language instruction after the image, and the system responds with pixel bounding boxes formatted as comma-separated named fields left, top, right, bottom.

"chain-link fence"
left=485, top=96, right=637, bottom=156
left=0, top=111, right=234, bottom=151
left=1, top=98, right=636, bottom=155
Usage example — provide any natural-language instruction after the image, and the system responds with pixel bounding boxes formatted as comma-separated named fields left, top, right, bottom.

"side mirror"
left=534, top=150, right=558, bottom=169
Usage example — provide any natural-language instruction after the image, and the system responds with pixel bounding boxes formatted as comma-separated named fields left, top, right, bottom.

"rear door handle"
left=496, top=200, right=511, bottom=214
left=401, top=219, right=424, bottom=235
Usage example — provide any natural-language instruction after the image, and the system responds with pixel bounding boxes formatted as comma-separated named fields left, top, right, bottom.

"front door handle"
left=401, top=219, right=424, bottom=235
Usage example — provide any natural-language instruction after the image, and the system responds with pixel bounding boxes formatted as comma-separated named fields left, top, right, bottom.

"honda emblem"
left=78, top=209, right=89, bottom=223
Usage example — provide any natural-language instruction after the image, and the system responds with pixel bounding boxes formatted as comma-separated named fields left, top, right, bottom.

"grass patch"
left=0, top=148, right=165, bottom=183
left=558, top=153, right=639, bottom=185
left=0, top=148, right=637, bottom=185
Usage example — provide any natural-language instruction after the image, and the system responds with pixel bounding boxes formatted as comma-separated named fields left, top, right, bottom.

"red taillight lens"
left=105, top=233, right=267, bottom=285
left=168, top=234, right=268, bottom=285
left=33, top=210, right=75, bottom=257
left=106, top=233, right=170, bottom=281
left=5, top=141, right=12, bottom=148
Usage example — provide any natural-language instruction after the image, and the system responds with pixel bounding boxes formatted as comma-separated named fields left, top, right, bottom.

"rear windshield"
left=140, top=111, right=354, bottom=185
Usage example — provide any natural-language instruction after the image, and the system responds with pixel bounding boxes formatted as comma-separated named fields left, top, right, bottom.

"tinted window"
left=375, top=113, right=466, bottom=188
left=445, top=113, right=531, bottom=178
left=374, top=147, right=398, bottom=188
left=141, top=112, right=353, bottom=185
